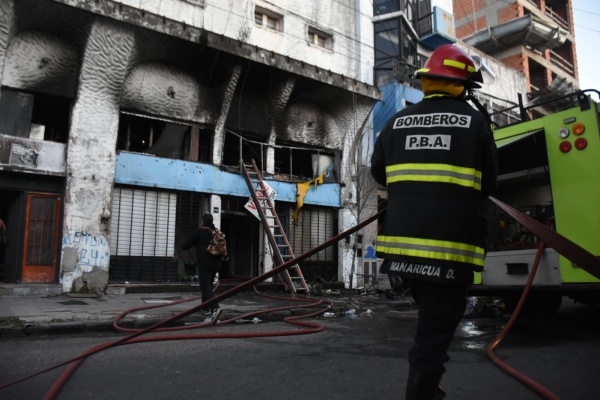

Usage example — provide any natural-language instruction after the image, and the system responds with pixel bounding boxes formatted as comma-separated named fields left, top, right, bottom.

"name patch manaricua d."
left=380, top=259, right=474, bottom=286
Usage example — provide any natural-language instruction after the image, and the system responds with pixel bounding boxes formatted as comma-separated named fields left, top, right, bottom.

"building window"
left=286, top=205, right=336, bottom=263
left=181, top=0, right=205, bottom=6
left=374, top=0, right=430, bottom=35
left=374, top=0, right=400, bottom=16
left=117, top=113, right=212, bottom=163
left=308, top=28, right=332, bottom=50
left=374, top=17, right=422, bottom=85
left=0, top=88, right=71, bottom=143
left=110, top=187, right=177, bottom=257
left=254, top=7, right=283, bottom=32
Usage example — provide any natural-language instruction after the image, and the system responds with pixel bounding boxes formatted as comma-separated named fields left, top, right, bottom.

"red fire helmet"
left=413, top=44, right=483, bottom=88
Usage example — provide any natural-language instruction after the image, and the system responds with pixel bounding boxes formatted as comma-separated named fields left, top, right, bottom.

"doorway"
left=21, top=193, right=61, bottom=282
left=221, top=213, right=259, bottom=279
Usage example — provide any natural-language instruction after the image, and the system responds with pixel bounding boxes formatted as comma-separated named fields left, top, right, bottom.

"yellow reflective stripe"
left=376, top=235, right=485, bottom=266
left=423, top=93, right=451, bottom=99
left=385, top=163, right=482, bottom=190
left=443, top=59, right=476, bottom=73
left=415, top=68, right=430, bottom=74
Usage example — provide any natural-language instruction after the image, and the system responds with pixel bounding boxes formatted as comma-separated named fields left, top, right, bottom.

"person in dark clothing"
left=371, top=44, right=498, bottom=399
left=181, top=213, right=223, bottom=325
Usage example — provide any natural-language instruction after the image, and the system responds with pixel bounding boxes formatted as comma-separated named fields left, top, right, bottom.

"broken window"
left=221, top=130, right=337, bottom=182
left=0, top=88, right=70, bottom=143
left=117, top=112, right=212, bottom=163
left=274, top=147, right=312, bottom=180
left=274, top=145, right=336, bottom=182
left=222, top=130, right=267, bottom=170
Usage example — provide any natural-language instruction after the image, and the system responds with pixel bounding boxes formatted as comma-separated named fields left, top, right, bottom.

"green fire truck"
left=472, top=90, right=600, bottom=315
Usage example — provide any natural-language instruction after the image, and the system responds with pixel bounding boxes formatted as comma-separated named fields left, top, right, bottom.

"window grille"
left=283, top=205, right=336, bottom=262
left=110, top=187, right=176, bottom=257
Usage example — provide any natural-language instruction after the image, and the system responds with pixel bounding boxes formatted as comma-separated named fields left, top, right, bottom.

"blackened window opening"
left=222, top=130, right=266, bottom=169
left=0, top=88, right=71, bottom=143
left=30, top=92, right=71, bottom=143
left=117, top=114, right=166, bottom=153
left=116, top=113, right=212, bottom=163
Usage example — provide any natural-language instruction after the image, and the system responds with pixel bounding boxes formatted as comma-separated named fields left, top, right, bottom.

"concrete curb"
left=0, top=300, right=415, bottom=337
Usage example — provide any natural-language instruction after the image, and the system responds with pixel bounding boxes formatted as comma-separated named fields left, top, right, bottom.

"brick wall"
left=502, top=53, right=530, bottom=90
left=455, top=16, right=487, bottom=38
left=497, top=2, right=523, bottom=24
left=453, top=0, right=488, bottom=19
left=566, top=0, right=579, bottom=80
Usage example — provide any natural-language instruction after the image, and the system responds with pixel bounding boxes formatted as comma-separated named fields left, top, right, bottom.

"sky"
left=572, top=0, right=600, bottom=100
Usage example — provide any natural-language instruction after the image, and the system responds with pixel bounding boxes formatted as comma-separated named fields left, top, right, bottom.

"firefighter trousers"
left=407, top=279, right=469, bottom=374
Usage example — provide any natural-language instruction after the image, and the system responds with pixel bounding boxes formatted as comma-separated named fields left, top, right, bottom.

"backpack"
left=204, top=227, right=228, bottom=257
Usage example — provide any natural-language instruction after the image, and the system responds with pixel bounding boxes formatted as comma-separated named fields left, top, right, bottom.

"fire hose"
left=0, top=211, right=384, bottom=399
left=486, top=196, right=600, bottom=400
left=2, top=196, right=599, bottom=399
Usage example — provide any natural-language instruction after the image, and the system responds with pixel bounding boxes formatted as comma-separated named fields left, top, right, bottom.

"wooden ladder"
left=241, top=159, right=310, bottom=295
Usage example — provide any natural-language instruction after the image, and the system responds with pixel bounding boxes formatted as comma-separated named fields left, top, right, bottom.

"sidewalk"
left=0, top=282, right=414, bottom=336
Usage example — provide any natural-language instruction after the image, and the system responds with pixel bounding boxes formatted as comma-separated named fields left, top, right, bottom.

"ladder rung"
left=243, top=159, right=309, bottom=295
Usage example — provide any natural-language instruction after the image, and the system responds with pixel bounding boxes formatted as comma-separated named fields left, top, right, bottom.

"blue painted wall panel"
left=372, top=82, right=423, bottom=143
left=114, top=152, right=341, bottom=207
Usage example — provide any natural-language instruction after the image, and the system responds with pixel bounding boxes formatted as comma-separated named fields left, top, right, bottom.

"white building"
left=0, top=0, right=380, bottom=293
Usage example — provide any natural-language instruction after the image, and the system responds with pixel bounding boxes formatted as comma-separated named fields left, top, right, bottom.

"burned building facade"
left=0, top=0, right=379, bottom=293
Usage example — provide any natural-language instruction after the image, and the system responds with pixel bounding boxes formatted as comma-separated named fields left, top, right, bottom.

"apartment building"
left=453, top=0, right=578, bottom=110
left=0, top=0, right=380, bottom=293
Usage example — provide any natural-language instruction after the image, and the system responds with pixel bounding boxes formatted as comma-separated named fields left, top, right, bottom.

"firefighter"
left=371, top=44, right=498, bottom=399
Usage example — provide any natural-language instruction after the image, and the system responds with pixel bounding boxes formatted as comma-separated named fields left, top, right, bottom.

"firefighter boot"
left=405, top=367, right=443, bottom=400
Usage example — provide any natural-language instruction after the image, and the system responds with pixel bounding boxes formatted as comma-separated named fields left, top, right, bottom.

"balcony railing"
left=528, top=46, right=574, bottom=76
left=549, top=49, right=574, bottom=75
left=545, top=5, right=569, bottom=31
left=524, top=0, right=569, bottom=31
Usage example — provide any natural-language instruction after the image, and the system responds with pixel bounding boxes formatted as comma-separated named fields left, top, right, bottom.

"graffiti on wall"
left=63, top=231, right=110, bottom=269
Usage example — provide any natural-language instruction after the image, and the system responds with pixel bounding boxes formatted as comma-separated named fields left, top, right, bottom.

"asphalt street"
left=0, top=294, right=598, bottom=400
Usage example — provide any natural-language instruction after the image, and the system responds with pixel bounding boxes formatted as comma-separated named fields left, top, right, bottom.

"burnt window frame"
left=116, top=112, right=212, bottom=163
left=0, top=88, right=71, bottom=143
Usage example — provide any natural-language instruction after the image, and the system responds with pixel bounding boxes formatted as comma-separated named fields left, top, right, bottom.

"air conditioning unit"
left=419, top=6, right=457, bottom=50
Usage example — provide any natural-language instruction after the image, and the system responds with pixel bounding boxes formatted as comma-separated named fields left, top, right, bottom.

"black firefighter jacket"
left=371, top=95, right=497, bottom=285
